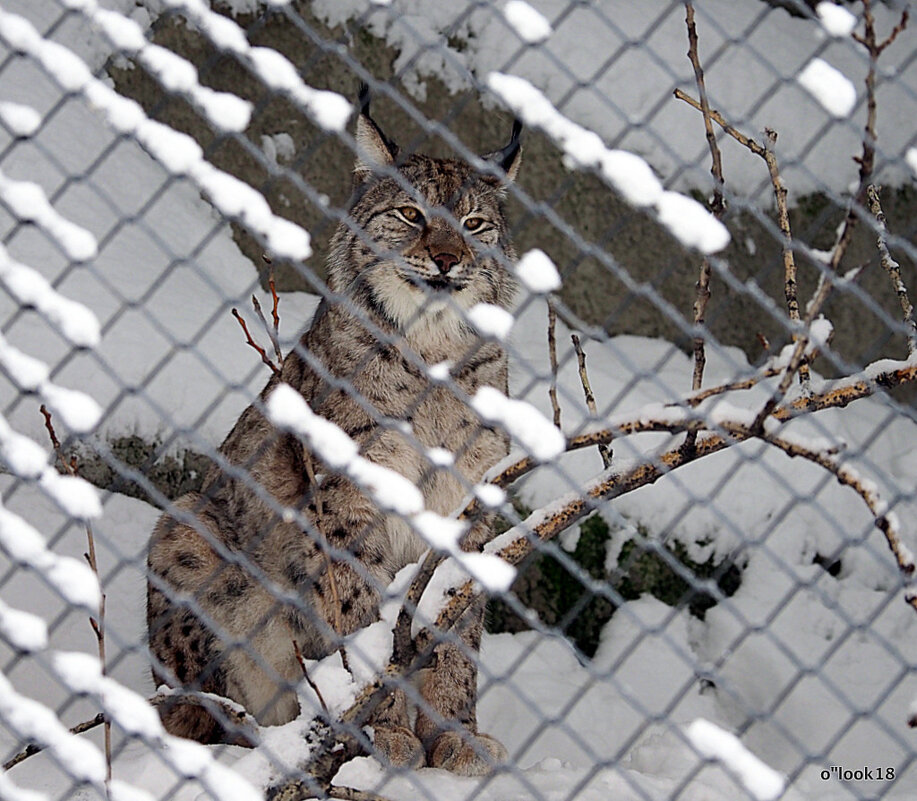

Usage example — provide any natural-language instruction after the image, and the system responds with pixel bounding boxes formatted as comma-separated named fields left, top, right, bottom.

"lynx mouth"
left=409, top=274, right=466, bottom=293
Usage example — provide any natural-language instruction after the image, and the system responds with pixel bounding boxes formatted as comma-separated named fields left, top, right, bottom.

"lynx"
left=147, top=87, right=523, bottom=776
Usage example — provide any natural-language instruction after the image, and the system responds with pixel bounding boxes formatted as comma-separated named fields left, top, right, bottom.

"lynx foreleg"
left=415, top=598, right=507, bottom=775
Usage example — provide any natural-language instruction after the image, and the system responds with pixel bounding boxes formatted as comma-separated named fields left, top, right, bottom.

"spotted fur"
left=147, top=93, right=522, bottom=776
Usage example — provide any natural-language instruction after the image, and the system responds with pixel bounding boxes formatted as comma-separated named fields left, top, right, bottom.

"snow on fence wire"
left=0, top=0, right=917, bottom=800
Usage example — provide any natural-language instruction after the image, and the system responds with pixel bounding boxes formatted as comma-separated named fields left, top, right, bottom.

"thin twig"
left=753, top=427, right=914, bottom=583
left=571, top=334, right=611, bottom=467
left=328, top=787, right=397, bottom=801
left=673, top=89, right=766, bottom=157
left=547, top=300, right=561, bottom=429
left=866, top=185, right=917, bottom=354
left=483, top=358, right=917, bottom=495
left=233, top=308, right=281, bottom=376
left=252, top=295, right=283, bottom=364
left=39, top=406, right=111, bottom=786
left=262, top=254, right=282, bottom=349
left=683, top=2, right=725, bottom=453
left=751, top=0, right=904, bottom=426
left=684, top=2, right=725, bottom=217
left=3, top=713, right=105, bottom=771
left=763, top=128, right=808, bottom=389
left=293, top=641, right=330, bottom=715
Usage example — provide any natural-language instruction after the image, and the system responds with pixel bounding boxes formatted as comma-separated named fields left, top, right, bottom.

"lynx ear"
left=354, top=83, right=399, bottom=179
left=484, top=119, right=523, bottom=183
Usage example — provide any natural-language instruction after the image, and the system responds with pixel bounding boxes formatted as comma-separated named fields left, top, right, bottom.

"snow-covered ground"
left=1, top=1, right=916, bottom=801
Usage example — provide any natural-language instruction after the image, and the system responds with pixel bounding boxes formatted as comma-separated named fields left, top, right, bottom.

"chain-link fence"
left=1, top=1, right=917, bottom=800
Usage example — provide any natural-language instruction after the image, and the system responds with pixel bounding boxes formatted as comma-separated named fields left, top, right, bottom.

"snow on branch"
left=0, top=9, right=312, bottom=261
left=486, top=72, right=730, bottom=254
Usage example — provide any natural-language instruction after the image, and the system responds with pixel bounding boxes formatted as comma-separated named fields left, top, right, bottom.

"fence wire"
left=1, top=1, right=917, bottom=801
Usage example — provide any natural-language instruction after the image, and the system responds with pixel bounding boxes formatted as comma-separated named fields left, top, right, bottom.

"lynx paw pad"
left=428, top=731, right=507, bottom=776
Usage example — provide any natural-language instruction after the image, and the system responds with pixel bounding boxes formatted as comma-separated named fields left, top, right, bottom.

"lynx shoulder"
left=147, top=87, right=522, bottom=776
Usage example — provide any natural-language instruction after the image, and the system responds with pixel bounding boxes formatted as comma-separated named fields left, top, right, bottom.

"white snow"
left=0, top=599, right=48, bottom=653
left=267, top=383, right=424, bottom=516
left=471, top=385, right=565, bottom=461
left=0, top=244, right=101, bottom=347
left=261, top=132, right=296, bottom=164
left=467, top=302, right=515, bottom=341
left=0, top=671, right=107, bottom=785
left=487, top=72, right=728, bottom=253
left=503, top=0, right=552, bottom=45
left=0, top=101, right=41, bottom=137
left=1, top=2, right=916, bottom=800
left=687, top=719, right=786, bottom=801
left=0, top=772, right=47, bottom=801
left=0, top=502, right=101, bottom=610
left=655, top=191, right=731, bottom=255
left=816, top=2, right=858, bottom=37
left=474, top=482, right=506, bottom=509
left=797, top=57, right=857, bottom=118
left=426, top=446, right=454, bottom=467
left=515, top=248, right=562, bottom=294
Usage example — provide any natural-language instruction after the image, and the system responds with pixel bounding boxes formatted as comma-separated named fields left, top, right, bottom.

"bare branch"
left=673, top=89, right=766, bottom=157
left=3, top=713, right=105, bottom=771
left=293, top=641, right=330, bottom=715
left=682, top=3, right=726, bottom=438
left=39, top=406, right=111, bottom=784
left=571, top=334, right=611, bottom=467
left=3, top=690, right=260, bottom=772
left=866, top=185, right=917, bottom=354
left=764, top=128, right=809, bottom=387
left=329, top=788, right=397, bottom=801
left=752, top=427, right=914, bottom=583
left=684, top=2, right=725, bottom=216
left=233, top=308, right=281, bottom=376
left=547, top=301, right=561, bottom=428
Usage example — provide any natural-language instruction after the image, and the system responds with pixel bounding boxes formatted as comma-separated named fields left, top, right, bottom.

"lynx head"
left=326, top=86, right=522, bottom=353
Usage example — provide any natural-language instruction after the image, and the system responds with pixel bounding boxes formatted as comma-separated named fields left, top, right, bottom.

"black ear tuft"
left=354, top=83, right=399, bottom=178
left=499, top=119, right=523, bottom=174
left=484, top=118, right=523, bottom=183
left=358, top=82, right=371, bottom=117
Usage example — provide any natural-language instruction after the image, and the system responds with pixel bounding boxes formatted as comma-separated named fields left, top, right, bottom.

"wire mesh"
left=0, top=1, right=916, bottom=800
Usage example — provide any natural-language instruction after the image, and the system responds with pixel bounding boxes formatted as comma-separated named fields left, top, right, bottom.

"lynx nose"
left=433, top=252, right=460, bottom=275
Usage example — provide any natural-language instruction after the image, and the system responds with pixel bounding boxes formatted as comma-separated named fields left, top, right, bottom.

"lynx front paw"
left=428, top=731, right=507, bottom=776
left=372, top=724, right=425, bottom=769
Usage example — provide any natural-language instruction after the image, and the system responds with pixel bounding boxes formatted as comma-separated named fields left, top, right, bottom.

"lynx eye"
left=463, top=216, right=485, bottom=231
left=398, top=206, right=423, bottom=224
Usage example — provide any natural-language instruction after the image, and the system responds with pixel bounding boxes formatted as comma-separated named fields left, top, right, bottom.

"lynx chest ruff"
left=147, top=85, right=522, bottom=777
